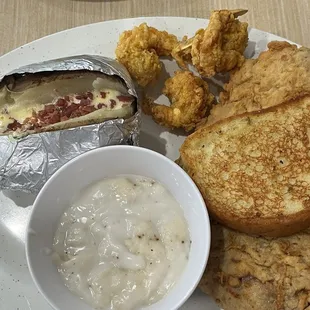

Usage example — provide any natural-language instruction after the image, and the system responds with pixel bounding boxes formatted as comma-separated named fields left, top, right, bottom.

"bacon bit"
left=62, top=103, right=79, bottom=117
left=64, top=95, right=70, bottom=102
left=70, top=110, right=83, bottom=118
left=100, top=92, right=106, bottom=98
left=98, top=103, right=107, bottom=109
left=75, top=95, right=83, bottom=100
left=55, top=98, right=68, bottom=107
left=86, top=92, right=94, bottom=100
left=38, top=110, right=47, bottom=118
left=82, top=93, right=89, bottom=100
left=46, top=111, right=61, bottom=124
left=110, top=99, right=116, bottom=109
left=117, top=95, right=133, bottom=102
left=80, top=99, right=91, bottom=106
left=79, top=105, right=96, bottom=115
left=44, top=105, right=56, bottom=113
left=7, top=120, right=22, bottom=131
left=61, top=115, right=69, bottom=121
left=80, top=105, right=96, bottom=113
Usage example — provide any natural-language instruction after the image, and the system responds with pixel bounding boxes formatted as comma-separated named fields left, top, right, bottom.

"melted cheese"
left=6, top=102, right=44, bottom=123
left=0, top=114, right=12, bottom=132
left=91, top=89, right=124, bottom=110
left=0, top=75, right=133, bottom=133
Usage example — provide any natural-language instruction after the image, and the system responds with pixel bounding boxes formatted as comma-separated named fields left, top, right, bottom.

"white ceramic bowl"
left=26, top=145, right=211, bottom=310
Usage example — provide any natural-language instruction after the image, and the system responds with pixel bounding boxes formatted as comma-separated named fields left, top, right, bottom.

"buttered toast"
left=180, top=95, right=310, bottom=237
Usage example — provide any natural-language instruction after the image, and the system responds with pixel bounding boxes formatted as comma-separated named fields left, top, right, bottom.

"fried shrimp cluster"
left=143, top=71, right=214, bottom=131
left=115, top=10, right=249, bottom=132
left=115, top=23, right=178, bottom=87
left=172, top=9, right=248, bottom=77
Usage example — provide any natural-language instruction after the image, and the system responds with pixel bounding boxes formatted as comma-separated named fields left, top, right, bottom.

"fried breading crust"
left=172, top=10, right=248, bottom=77
left=115, top=23, right=178, bottom=87
left=143, top=71, right=214, bottom=131
left=200, top=222, right=310, bottom=310
left=207, top=41, right=310, bottom=126
left=192, top=10, right=248, bottom=77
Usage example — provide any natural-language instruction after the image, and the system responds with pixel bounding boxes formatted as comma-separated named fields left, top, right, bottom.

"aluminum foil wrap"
left=0, top=55, right=140, bottom=193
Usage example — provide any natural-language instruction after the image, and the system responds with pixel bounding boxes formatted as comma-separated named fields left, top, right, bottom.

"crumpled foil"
left=0, top=55, right=140, bottom=193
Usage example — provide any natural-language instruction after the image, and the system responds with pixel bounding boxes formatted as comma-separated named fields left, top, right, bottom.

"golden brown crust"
left=192, top=9, right=248, bottom=77
left=115, top=23, right=178, bottom=87
left=172, top=10, right=248, bottom=77
left=180, top=95, right=310, bottom=237
left=199, top=222, right=310, bottom=310
left=142, top=71, right=215, bottom=131
left=208, top=41, right=310, bottom=125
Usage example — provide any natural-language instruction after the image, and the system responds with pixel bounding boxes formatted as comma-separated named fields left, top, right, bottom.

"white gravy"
left=52, top=175, right=190, bottom=310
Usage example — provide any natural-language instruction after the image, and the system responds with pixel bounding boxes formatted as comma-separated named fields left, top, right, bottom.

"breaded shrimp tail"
left=143, top=71, right=215, bottom=131
left=172, top=9, right=248, bottom=77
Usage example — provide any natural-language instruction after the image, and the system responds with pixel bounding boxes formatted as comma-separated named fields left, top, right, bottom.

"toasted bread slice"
left=180, top=95, right=310, bottom=237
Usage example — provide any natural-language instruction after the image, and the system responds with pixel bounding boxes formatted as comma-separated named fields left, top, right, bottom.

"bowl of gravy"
left=26, top=145, right=210, bottom=310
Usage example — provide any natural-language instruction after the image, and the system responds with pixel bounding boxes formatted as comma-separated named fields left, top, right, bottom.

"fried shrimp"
left=143, top=71, right=215, bottom=131
left=172, top=9, right=248, bottom=77
left=115, top=23, right=178, bottom=87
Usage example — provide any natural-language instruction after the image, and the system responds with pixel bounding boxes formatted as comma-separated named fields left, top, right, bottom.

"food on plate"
left=172, top=9, right=248, bottom=77
left=115, top=23, right=178, bottom=87
left=199, top=221, right=310, bottom=310
left=180, top=92, right=310, bottom=237
left=142, top=71, right=214, bottom=131
left=52, top=176, right=190, bottom=310
left=0, top=71, right=136, bottom=135
left=207, top=41, right=310, bottom=125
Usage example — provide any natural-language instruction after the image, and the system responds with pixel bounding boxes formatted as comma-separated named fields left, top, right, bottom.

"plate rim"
left=0, top=16, right=296, bottom=60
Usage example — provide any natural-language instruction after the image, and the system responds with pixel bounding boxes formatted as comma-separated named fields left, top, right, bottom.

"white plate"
left=0, top=17, right=295, bottom=310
